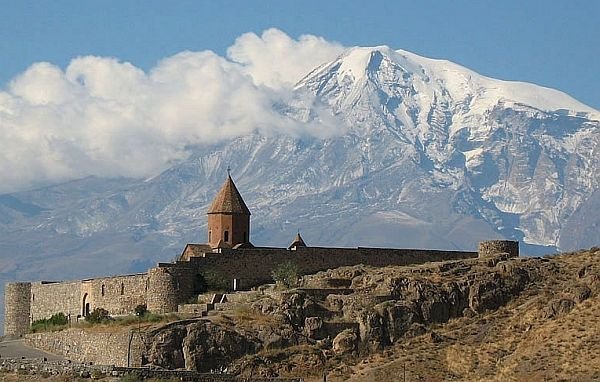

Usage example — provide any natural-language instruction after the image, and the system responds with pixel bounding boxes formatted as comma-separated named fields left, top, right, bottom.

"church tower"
left=207, top=173, right=251, bottom=248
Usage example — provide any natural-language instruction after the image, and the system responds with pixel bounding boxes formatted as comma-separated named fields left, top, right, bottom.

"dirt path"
left=0, top=339, right=63, bottom=361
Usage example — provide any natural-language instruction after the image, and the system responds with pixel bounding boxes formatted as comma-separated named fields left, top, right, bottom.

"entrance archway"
left=82, top=293, right=90, bottom=316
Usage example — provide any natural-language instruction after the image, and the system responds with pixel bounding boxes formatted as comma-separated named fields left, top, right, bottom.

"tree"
left=271, top=261, right=299, bottom=288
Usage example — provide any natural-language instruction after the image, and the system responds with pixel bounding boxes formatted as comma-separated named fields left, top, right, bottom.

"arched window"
left=209, top=230, right=212, bottom=242
left=101, top=284, right=105, bottom=296
left=145, top=278, right=150, bottom=291
left=120, top=283, right=125, bottom=295
left=224, top=230, right=229, bottom=242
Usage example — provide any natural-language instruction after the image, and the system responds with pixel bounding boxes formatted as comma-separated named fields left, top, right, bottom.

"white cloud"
left=0, top=29, right=346, bottom=193
left=227, top=28, right=345, bottom=88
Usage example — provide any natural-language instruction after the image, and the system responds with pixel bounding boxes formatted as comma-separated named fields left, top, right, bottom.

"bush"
left=30, top=312, right=68, bottom=332
left=134, top=304, right=148, bottom=317
left=86, top=307, right=111, bottom=323
left=271, top=261, right=299, bottom=288
left=194, top=270, right=230, bottom=293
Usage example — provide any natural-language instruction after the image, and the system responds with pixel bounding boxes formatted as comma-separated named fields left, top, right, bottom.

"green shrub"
left=271, top=261, right=299, bottom=288
left=30, top=312, right=69, bottom=332
left=194, top=270, right=230, bottom=293
left=134, top=304, right=148, bottom=317
left=85, top=307, right=111, bottom=323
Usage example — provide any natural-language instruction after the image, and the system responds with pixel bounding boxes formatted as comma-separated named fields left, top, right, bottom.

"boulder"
left=332, top=329, right=358, bottom=355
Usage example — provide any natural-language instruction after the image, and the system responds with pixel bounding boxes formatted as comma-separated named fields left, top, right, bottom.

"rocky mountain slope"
left=142, top=247, right=600, bottom=381
left=1, top=46, right=599, bottom=330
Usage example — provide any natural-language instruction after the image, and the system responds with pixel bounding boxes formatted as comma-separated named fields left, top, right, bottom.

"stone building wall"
left=26, top=328, right=145, bottom=367
left=478, top=240, right=519, bottom=258
left=84, top=273, right=148, bottom=316
left=30, top=281, right=81, bottom=322
left=147, top=265, right=195, bottom=313
left=183, top=246, right=479, bottom=289
left=4, top=282, right=31, bottom=337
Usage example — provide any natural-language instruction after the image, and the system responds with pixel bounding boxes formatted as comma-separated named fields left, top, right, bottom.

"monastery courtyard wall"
left=4, top=233, right=516, bottom=337
left=182, top=246, right=479, bottom=289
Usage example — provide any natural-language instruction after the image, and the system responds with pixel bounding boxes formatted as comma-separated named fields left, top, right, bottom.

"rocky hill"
left=140, top=247, right=599, bottom=381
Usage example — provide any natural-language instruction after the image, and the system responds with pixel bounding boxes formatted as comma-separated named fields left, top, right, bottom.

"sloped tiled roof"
left=184, top=244, right=213, bottom=256
left=288, top=232, right=307, bottom=249
left=208, top=175, right=251, bottom=215
left=178, top=243, right=213, bottom=261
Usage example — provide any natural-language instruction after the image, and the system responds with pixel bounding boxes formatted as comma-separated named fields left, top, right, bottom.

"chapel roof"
left=207, top=175, right=251, bottom=215
left=288, top=232, right=307, bottom=250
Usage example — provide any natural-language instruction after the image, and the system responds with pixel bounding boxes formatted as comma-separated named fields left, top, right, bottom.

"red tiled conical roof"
left=207, top=175, right=251, bottom=215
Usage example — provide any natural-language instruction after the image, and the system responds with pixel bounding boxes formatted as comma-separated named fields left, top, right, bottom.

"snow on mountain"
left=1, top=45, right=599, bottom=330
left=295, top=46, right=599, bottom=247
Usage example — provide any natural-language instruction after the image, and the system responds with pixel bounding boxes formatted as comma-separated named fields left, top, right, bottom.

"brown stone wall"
left=183, top=246, right=478, bottom=290
left=30, top=281, right=81, bottom=322
left=85, top=274, right=148, bottom=316
left=27, top=273, right=148, bottom=323
left=26, top=328, right=145, bottom=367
left=147, top=265, right=195, bottom=313
left=4, top=282, right=31, bottom=337
left=478, top=240, right=519, bottom=258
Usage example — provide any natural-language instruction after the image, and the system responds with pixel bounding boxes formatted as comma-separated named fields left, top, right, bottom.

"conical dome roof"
left=288, top=232, right=307, bottom=249
left=208, top=175, right=251, bottom=215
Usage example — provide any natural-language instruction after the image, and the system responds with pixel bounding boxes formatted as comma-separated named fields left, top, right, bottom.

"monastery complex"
left=4, top=174, right=519, bottom=337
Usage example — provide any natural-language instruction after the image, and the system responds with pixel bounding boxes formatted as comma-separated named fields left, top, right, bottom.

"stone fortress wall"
left=1, top=173, right=522, bottom=339
left=478, top=240, right=519, bottom=258
left=180, top=245, right=481, bottom=288
left=4, top=282, right=31, bottom=338
left=4, top=239, right=518, bottom=337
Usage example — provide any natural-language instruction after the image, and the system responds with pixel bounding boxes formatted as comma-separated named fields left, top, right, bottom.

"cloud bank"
left=0, top=29, right=345, bottom=193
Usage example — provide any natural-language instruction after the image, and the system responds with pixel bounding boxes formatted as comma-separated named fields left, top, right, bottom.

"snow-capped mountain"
left=1, top=46, right=599, bottom=328
left=294, top=46, right=599, bottom=248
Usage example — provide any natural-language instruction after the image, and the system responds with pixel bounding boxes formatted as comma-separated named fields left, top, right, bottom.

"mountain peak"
left=297, top=46, right=600, bottom=120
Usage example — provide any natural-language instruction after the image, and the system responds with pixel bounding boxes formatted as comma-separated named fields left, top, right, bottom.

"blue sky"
left=1, top=0, right=599, bottom=109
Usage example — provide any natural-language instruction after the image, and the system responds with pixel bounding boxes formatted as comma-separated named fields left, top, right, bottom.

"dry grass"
left=318, top=248, right=600, bottom=382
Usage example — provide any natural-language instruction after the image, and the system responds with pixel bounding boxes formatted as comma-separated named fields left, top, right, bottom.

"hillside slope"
left=136, top=247, right=599, bottom=381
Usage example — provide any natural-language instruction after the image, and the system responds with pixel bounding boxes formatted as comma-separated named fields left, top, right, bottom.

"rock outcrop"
left=135, top=247, right=600, bottom=380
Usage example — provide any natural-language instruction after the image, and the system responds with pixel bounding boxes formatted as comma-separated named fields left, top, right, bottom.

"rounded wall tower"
left=478, top=240, right=519, bottom=258
left=146, top=267, right=179, bottom=314
left=4, top=282, right=32, bottom=337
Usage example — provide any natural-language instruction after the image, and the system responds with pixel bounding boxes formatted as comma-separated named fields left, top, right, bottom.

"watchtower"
left=207, top=173, right=251, bottom=248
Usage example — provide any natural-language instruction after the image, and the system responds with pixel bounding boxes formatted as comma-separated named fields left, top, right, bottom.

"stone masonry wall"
left=4, top=282, right=31, bottom=337
left=25, top=328, right=145, bottom=367
left=183, top=246, right=478, bottom=290
left=84, top=273, right=148, bottom=316
left=27, top=273, right=148, bottom=326
left=478, top=240, right=519, bottom=258
left=31, top=281, right=81, bottom=322
left=147, top=265, right=195, bottom=313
